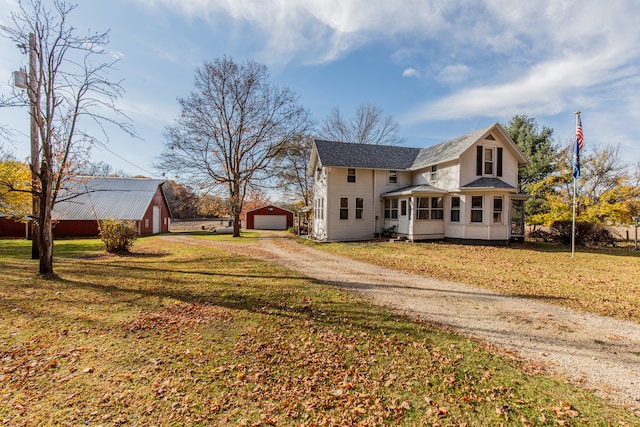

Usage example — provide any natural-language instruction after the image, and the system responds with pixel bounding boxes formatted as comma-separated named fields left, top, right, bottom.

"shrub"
left=99, top=219, right=138, bottom=253
left=548, top=220, right=616, bottom=247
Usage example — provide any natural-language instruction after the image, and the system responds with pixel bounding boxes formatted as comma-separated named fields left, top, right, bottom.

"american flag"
left=576, top=115, right=584, bottom=150
left=572, top=114, right=583, bottom=179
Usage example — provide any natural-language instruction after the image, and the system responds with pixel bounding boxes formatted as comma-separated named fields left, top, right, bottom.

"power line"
left=93, top=140, right=160, bottom=178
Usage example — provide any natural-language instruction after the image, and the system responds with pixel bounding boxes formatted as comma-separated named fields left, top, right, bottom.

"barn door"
left=153, top=206, right=161, bottom=234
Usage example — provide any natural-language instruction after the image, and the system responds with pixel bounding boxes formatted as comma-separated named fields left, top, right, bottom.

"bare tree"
left=1, top=0, right=133, bottom=276
left=157, top=57, right=311, bottom=237
left=320, top=102, right=404, bottom=145
left=272, top=133, right=314, bottom=206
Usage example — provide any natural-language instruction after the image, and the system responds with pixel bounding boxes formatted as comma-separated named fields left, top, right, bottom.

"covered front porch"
left=381, top=184, right=447, bottom=242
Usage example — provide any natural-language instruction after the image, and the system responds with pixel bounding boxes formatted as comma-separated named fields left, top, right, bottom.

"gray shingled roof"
left=411, top=124, right=495, bottom=170
left=382, top=184, right=447, bottom=197
left=52, top=177, right=166, bottom=221
left=314, top=123, right=500, bottom=171
left=314, top=140, right=421, bottom=169
left=461, top=177, right=515, bottom=189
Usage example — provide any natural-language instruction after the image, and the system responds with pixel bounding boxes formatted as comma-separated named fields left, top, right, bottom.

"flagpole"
left=572, top=169, right=576, bottom=258
left=571, top=111, right=580, bottom=259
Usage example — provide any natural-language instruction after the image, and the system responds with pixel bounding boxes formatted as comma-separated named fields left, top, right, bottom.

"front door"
left=397, top=198, right=410, bottom=236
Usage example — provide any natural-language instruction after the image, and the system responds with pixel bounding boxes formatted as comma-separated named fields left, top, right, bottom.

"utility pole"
left=27, top=32, right=40, bottom=259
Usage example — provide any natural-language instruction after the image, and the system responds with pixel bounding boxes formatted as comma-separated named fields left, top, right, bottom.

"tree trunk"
left=233, top=212, right=241, bottom=237
left=37, top=162, right=55, bottom=277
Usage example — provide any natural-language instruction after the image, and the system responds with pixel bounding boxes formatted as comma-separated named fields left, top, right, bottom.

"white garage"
left=253, top=215, right=288, bottom=230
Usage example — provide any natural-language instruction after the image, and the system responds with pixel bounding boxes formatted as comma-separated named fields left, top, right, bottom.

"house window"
left=493, top=196, right=503, bottom=223
left=315, top=197, right=325, bottom=220
left=144, top=218, right=149, bottom=228
left=384, top=199, right=398, bottom=219
left=431, top=197, right=444, bottom=220
left=339, top=197, right=349, bottom=220
left=389, top=170, right=397, bottom=184
left=355, top=198, right=364, bottom=220
left=484, top=148, right=493, bottom=175
left=416, top=197, right=430, bottom=220
left=400, top=200, right=407, bottom=216
left=347, top=168, right=356, bottom=183
left=430, top=165, right=438, bottom=182
left=450, top=196, right=461, bottom=222
left=471, top=196, right=483, bottom=223
left=417, top=197, right=444, bottom=220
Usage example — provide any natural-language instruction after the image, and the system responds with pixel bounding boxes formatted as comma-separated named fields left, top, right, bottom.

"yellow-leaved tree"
left=0, top=158, right=31, bottom=218
left=529, top=144, right=640, bottom=226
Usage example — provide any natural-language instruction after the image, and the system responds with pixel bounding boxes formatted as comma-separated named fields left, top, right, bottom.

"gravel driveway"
left=161, top=233, right=640, bottom=414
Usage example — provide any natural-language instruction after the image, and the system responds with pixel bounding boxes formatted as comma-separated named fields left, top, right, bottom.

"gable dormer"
left=475, top=140, right=504, bottom=178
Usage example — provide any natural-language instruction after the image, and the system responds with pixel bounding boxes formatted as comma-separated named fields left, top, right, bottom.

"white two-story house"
left=308, top=123, right=529, bottom=245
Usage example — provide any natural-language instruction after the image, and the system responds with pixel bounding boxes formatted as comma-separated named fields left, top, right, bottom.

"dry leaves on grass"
left=123, top=301, right=234, bottom=335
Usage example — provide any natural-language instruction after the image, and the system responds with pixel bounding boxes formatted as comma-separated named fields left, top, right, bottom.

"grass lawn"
left=300, top=239, right=640, bottom=323
left=0, top=236, right=638, bottom=425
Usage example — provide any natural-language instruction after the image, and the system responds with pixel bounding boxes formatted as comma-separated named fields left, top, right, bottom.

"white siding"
left=326, top=168, right=376, bottom=241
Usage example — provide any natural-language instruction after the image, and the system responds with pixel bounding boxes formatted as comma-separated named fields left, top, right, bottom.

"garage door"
left=254, top=215, right=287, bottom=230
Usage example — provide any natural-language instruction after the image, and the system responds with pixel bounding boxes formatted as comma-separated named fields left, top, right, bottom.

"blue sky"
left=1, top=0, right=639, bottom=182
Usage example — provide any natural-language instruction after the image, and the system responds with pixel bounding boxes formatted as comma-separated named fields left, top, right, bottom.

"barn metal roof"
left=52, top=177, right=166, bottom=221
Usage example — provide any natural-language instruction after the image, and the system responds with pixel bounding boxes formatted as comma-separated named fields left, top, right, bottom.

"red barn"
left=246, top=205, right=294, bottom=230
left=0, top=216, right=31, bottom=238
left=50, top=176, right=172, bottom=237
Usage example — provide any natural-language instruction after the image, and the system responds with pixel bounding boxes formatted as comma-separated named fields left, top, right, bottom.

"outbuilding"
left=51, top=176, right=171, bottom=237
left=246, top=205, right=294, bottom=230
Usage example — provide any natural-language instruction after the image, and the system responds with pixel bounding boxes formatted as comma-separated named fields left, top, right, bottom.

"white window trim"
left=450, top=196, right=461, bottom=223
left=347, top=168, right=356, bottom=183
left=355, top=197, right=364, bottom=220
left=483, top=146, right=497, bottom=177
left=493, top=196, right=503, bottom=223
left=416, top=196, right=444, bottom=221
left=471, top=196, right=483, bottom=223
left=339, top=197, right=349, bottom=220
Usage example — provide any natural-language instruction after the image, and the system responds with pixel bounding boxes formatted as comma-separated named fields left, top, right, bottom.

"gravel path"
left=161, top=233, right=640, bottom=414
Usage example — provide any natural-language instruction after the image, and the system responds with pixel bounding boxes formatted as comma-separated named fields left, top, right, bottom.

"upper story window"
left=484, top=148, right=493, bottom=175
left=347, top=168, right=356, bottom=183
left=388, top=170, right=397, bottom=184
left=476, top=145, right=503, bottom=177
left=430, top=165, right=438, bottom=182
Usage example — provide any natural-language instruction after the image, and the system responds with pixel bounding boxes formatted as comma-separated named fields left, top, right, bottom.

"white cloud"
left=402, top=67, right=420, bottom=78
left=134, top=0, right=458, bottom=64
left=436, top=64, right=471, bottom=85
